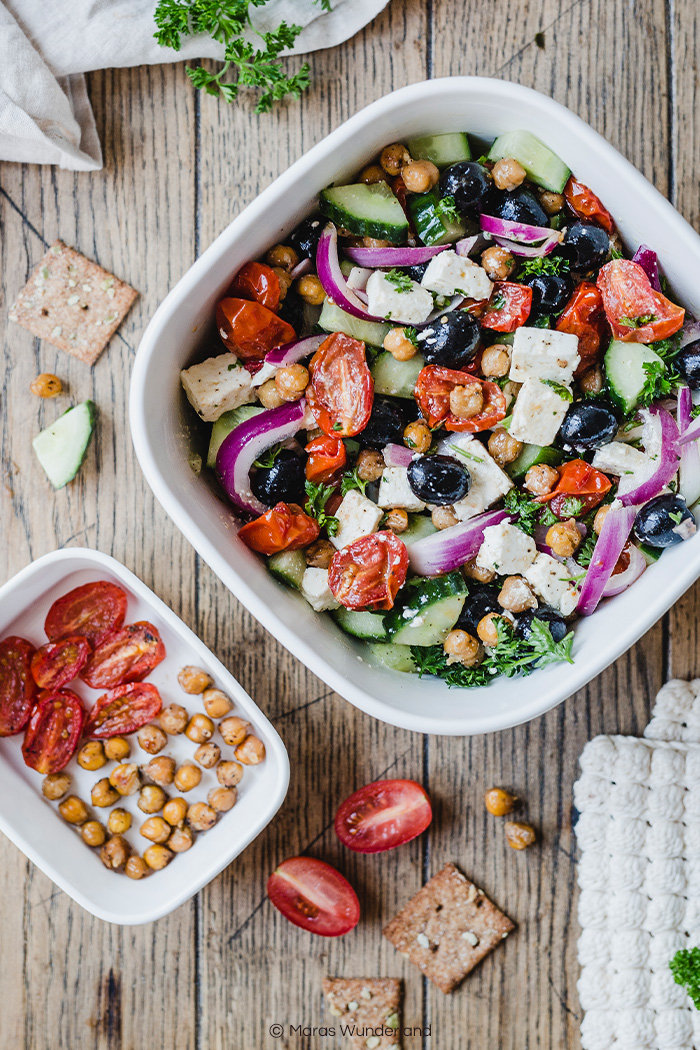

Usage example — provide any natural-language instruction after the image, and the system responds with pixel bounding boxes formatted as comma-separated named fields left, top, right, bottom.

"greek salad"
left=181, top=128, right=700, bottom=687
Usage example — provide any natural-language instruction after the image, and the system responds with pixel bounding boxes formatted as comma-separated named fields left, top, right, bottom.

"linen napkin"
left=0, top=0, right=390, bottom=170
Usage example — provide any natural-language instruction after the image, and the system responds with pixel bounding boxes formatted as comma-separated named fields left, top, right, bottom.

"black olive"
left=560, top=221, right=609, bottom=272
left=633, top=494, right=696, bottom=548
left=277, top=291, right=304, bottom=332
left=515, top=607, right=568, bottom=643
left=439, top=162, right=491, bottom=215
left=456, top=587, right=501, bottom=636
left=251, top=450, right=306, bottom=507
left=415, top=311, right=480, bottom=369
left=521, top=273, right=574, bottom=318
left=288, top=216, right=324, bottom=260
left=401, top=261, right=429, bottom=283
left=482, top=186, right=549, bottom=228
left=407, top=454, right=470, bottom=505
left=677, top=340, right=700, bottom=389
left=359, top=397, right=408, bottom=449
left=557, top=401, right=619, bottom=451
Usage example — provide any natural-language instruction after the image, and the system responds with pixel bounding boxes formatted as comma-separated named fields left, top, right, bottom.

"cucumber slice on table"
left=333, top=608, right=389, bottom=641
left=605, top=340, right=662, bottom=414
left=487, top=130, right=571, bottom=194
left=385, top=572, right=468, bottom=646
left=319, top=183, right=408, bottom=244
left=207, top=405, right=264, bottom=468
left=268, top=550, right=307, bottom=590
left=408, top=189, right=468, bottom=246
left=507, top=443, right=563, bottom=479
left=32, top=400, right=96, bottom=490
left=407, top=133, right=471, bottom=169
left=371, top=352, right=425, bottom=398
left=319, top=300, right=392, bottom=348
left=365, top=642, right=416, bottom=673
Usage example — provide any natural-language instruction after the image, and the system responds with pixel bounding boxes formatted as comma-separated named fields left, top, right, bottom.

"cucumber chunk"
left=365, top=642, right=416, bottom=673
left=207, top=405, right=264, bottom=468
left=371, top=351, right=425, bottom=398
left=407, top=133, right=471, bottom=169
left=333, top=608, right=389, bottom=641
left=319, top=183, right=408, bottom=244
left=32, top=401, right=96, bottom=489
left=507, top=443, right=563, bottom=479
left=408, top=188, right=468, bottom=246
left=402, top=513, right=438, bottom=546
left=487, top=130, right=571, bottom=194
left=319, top=299, right=392, bottom=347
left=386, top=572, right=468, bottom=646
left=605, top=340, right=662, bottom=414
left=268, top=550, right=307, bottom=590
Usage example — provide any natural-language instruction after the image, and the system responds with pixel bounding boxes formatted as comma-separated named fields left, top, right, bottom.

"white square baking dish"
left=130, top=77, right=700, bottom=736
left=0, top=548, right=289, bottom=924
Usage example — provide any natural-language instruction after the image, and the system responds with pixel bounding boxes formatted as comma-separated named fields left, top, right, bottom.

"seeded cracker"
left=382, top=863, right=515, bottom=994
left=9, top=241, right=137, bottom=366
left=323, top=977, right=402, bottom=1050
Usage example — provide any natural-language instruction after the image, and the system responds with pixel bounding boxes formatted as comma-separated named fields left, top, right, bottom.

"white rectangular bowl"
left=130, top=77, right=700, bottom=736
left=0, top=548, right=289, bottom=924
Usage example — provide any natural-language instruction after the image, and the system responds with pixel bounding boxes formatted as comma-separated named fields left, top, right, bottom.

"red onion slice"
left=480, top=213, right=563, bottom=245
left=601, top=543, right=646, bottom=598
left=680, top=318, right=700, bottom=349
left=678, top=385, right=700, bottom=506
left=383, top=443, right=414, bottom=468
left=455, top=234, right=488, bottom=257
left=290, top=258, right=313, bottom=280
left=408, top=510, right=513, bottom=577
left=265, top=334, right=326, bottom=368
left=344, top=244, right=449, bottom=267
left=492, top=233, right=562, bottom=258
left=617, top=405, right=680, bottom=506
left=316, top=224, right=386, bottom=322
left=577, top=503, right=638, bottom=615
left=631, top=245, right=661, bottom=292
left=216, top=399, right=307, bottom=517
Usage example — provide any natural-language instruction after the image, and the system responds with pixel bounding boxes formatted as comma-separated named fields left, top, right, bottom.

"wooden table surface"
left=1, top=2, right=699, bottom=1047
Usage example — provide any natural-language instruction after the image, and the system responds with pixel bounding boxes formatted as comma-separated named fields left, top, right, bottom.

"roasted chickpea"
left=208, top=787, right=238, bottom=813
left=362, top=236, right=392, bottom=249
left=403, top=419, right=431, bottom=453
left=505, top=820, right=537, bottom=850
left=257, top=378, right=286, bottom=409
left=355, top=448, right=385, bottom=482
left=59, top=795, right=89, bottom=825
left=194, top=742, right=221, bottom=769
left=168, top=825, right=194, bottom=853
left=546, top=518, right=581, bottom=558
left=173, top=763, right=202, bottom=793
left=485, top=787, right=518, bottom=816
left=77, top=740, right=106, bottom=771
left=304, top=539, right=335, bottom=569
left=219, top=716, right=250, bottom=747
left=481, top=244, right=516, bottom=281
left=163, top=797, right=189, bottom=826
left=109, top=763, right=141, bottom=796
left=488, top=428, right=523, bottom=467
left=491, top=157, right=527, bottom=192
left=384, top=326, right=418, bottom=361
left=125, top=855, right=150, bottom=880
left=177, top=665, right=213, bottom=694
left=380, top=143, right=411, bottom=176
left=432, top=506, right=459, bottom=530
left=265, top=244, right=299, bottom=272
left=235, top=735, right=266, bottom=766
left=101, top=835, right=132, bottom=872
left=384, top=508, right=409, bottom=533
left=143, top=844, right=174, bottom=871
left=272, top=266, right=293, bottom=302
left=443, top=629, right=482, bottom=667
left=81, top=820, right=106, bottom=848
left=217, top=760, right=244, bottom=788
left=537, top=189, right=565, bottom=215
left=275, top=364, right=309, bottom=402
left=138, top=785, right=167, bottom=814
left=91, top=778, right=120, bottom=808
left=144, top=755, right=176, bottom=787
left=477, top=612, right=507, bottom=647
left=401, top=159, right=440, bottom=194
left=159, top=703, right=188, bottom=735
left=187, top=801, right=218, bottom=832
left=295, top=275, right=325, bottom=306
left=359, top=164, right=389, bottom=185
left=30, top=372, right=63, bottom=398
left=450, top=383, right=483, bottom=420
left=140, top=816, right=171, bottom=844
left=480, top=343, right=512, bottom=378
left=524, top=463, right=559, bottom=496
left=498, top=575, right=537, bottom=614
left=108, top=808, right=132, bottom=835
left=185, top=713, right=215, bottom=745
left=137, top=724, right=168, bottom=755
left=579, top=366, right=603, bottom=395
left=202, top=688, right=233, bottom=719
left=42, top=772, right=71, bottom=800
left=463, top=557, right=495, bottom=583
left=593, top=504, right=610, bottom=534
left=104, top=736, right=130, bottom=761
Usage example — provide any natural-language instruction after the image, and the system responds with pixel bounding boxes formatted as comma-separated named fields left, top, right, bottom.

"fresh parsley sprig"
left=518, top=256, right=571, bottom=278
left=340, top=468, right=367, bottom=497
left=435, top=195, right=461, bottom=225
left=670, top=948, right=700, bottom=1009
left=304, top=480, right=339, bottom=535
left=503, top=488, right=547, bottom=536
left=636, top=334, right=682, bottom=408
left=541, top=379, right=573, bottom=401
left=384, top=269, right=414, bottom=294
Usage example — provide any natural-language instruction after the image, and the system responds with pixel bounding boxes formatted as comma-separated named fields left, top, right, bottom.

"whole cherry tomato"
left=85, top=682, right=163, bottom=739
left=414, top=365, right=507, bottom=433
left=216, top=298, right=296, bottom=360
left=22, top=689, right=85, bottom=774
left=305, top=435, right=347, bottom=484
left=45, top=581, right=127, bottom=648
left=334, top=779, right=432, bottom=853
left=31, top=635, right=91, bottom=691
left=239, top=502, right=320, bottom=555
left=597, top=259, right=685, bottom=343
left=564, top=176, right=615, bottom=234
left=556, top=282, right=610, bottom=375
left=328, top=531, right=408, bottom=611
left=81, top=622, right=166, bottom=689
left=227, top=262, right=281, bottom=312
left=0, top=636, right=37, bottom=737
left=480, top=282, right=533, bottom=332
left=306, top=333, right=374, bottom=437
left=538, top=459, right=612, bottom=517
left=267, top=857, right=360, bottom=937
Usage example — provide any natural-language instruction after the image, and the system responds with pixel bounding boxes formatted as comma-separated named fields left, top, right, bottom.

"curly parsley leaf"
left=618, top=313, right=657, bottom=329
left=574, top=530, right=596, bottom=567
left=670, top=948, right=700, bottom=1010
left=559, top=495, right=585, bottom=517
left=435, top=195, right=461, bottom=225
left=340, top=468, right=368, bottom=497
left=636, top=334, right=682, bottom=408
left=304, top=480, right=339, bottom=535
left=610, top=245, right=624, bottom=260
left=503, top=488, right=546, bottom=536
left=518, top=256, right=570, bottom=278
left=253, top=442, right=282, bottom=469
left=541, top=379, right=573, bottom=401
left=403, top=326, right=419, bottom=348
left=384, top=269, right=415, bottom=294
left=489, top=291, right=506, bottom=312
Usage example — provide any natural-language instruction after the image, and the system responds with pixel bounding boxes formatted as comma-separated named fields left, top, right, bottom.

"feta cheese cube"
left=509, top=327, right=580, bottom=385
left=300, top=568, right=339, bottom=612
left=377, top=467, right=426, bottom=511
left=524, top=553, right=579, bottom=616
left=509, top=378, right=571, bottom=447
left=441, top=435, right=513, bottom=520
left=476, top=522, right=537, bottom=575
left=592, top=441, right=650, bottom=477
left=347, top=266, right=372, bottom=290
left=251, top=361, right=278, bottom=388
left=331, top=489, right=384, bottom=550
left=420, top=251, right=493, bottom=301
left=365, top=271, right=434, bottom=326
left=181, top=353, right=254, bottom=422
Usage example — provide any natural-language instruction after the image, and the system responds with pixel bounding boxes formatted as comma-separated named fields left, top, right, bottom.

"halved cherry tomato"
left=239, top=502, right=320, bottom=555
left=538, top=458, right=612, bottom=517
left=81, top=622, right=166, bottom=689
left=31, top=635, right=91, bottom=691
left=556, top=281, right=609, bottom=375
left=85, top=682, right=163, bottom=739
left=414, top=365, right=507, bottom=433
left=480, top=281, right=532, bottom=332
left=0, top=636, right=37, bottom=737
left=22, top=690, right=85, bottom=774
left=597, top=259, right=685, bottom=343
left=334, top=779, right=432, bottom=854
left=45, top=581, right=127, bottom=648
left=216, top=298, right=296, bottom=360
left=305, top=435, right=347, bottom=484
left=328, top=531, right=408, bottom=611
left=306, top=333, right=374, bottom=437
left=564, top=175, right=615, bottom=234
left=227, top=262, right=281, bottom=312
left=267, top=857, right=360, bottom=937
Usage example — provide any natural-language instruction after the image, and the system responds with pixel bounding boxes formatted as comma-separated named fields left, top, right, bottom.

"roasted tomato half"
left=556, top=281, right=609, bottom=375
left=306, top=333, right=374, bottom=437
left=305, top=435, right=347, bottom=484
left=328, top=531, right=408, bottom=611
left=226, top=262, right=281, bottom=312
left=31, top=635, right=91, bottom=691
left=85, top=682, right=163, bottom=739
left=597, top=259, right=685, bottom=343
left=44, top=581, right=127, bottom=648
left=81, top=622, right=166, bottom=689
left=480, top=282, right=533, bottom=332
left=0, top=636, right=37, bottom=737
left=414, top=365, right=507, bottom=433
left=239, top=502, right=320, bottom=555
left=564, top=176, right=615, bottom=234
left=267, top=857, right=360, bottom=937
left=334, top=779, right=433, bottom=853
left=216, top=297, right=295, bottom=360
left=538, top=458, right=612, bottom=517
left=22, top=689, right=85, bottom=774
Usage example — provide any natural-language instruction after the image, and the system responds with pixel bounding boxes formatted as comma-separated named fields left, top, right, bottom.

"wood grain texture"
left=0, top=2, right=697, bottom=1048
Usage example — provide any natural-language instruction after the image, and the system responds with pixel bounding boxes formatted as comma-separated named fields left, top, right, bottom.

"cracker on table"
left=323, top=977, right=402, bottom=1050
left=9, top=241, right=138, bottom=366
left=382, top=863, right=515, bottom=994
